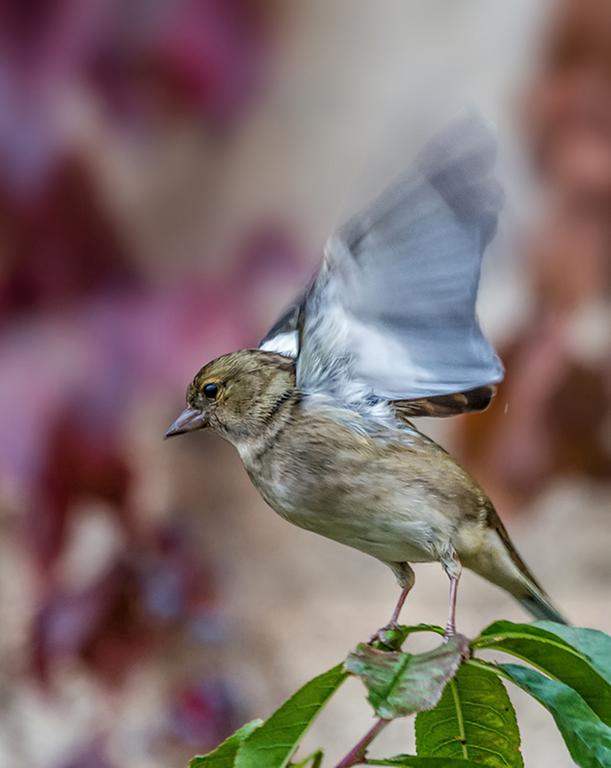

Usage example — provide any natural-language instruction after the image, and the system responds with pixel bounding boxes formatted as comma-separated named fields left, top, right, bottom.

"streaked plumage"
left=167, top=114, right=566, bottom=632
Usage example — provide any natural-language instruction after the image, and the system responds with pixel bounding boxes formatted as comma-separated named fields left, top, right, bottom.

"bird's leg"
left=445, top=573, right=460, bottom=637
left=389, top=582, right=412, bottom=626
left=442, top=550, right=462, bottom=639
left=369, top=563, right=415, bottom=645
left=386, top=562, right=415, bottom=628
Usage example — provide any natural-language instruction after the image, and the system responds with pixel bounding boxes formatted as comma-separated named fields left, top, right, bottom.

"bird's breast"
left=238, top=431, right=457, bottom=565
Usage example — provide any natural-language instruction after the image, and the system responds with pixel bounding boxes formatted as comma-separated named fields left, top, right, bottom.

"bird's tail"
left=517, top=582, right=568, bottom=625
left=476, top=501, right=569, bottom=625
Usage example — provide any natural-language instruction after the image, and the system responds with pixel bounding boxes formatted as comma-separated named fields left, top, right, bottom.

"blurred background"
left=0, top=1, right=610, bottom=766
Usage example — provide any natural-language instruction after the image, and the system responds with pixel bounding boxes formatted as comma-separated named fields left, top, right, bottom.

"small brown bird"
left=167, top=115, right=566, bottom=634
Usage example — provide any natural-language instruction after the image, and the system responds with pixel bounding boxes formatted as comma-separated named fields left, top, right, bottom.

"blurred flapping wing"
left=294, top=113, right=504, bottom=404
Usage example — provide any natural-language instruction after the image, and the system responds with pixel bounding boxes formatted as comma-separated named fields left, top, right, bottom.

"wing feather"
left=294, top=112, right=504, bottom=403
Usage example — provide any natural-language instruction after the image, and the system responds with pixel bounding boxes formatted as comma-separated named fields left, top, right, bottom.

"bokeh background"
left=1, top=1, right=610, bottom=766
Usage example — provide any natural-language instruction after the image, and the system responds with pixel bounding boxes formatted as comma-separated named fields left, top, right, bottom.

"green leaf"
left=189, top=720, right=262, bottom=767
left=374, top=624, right=446, bottom=651
left=345, top=634, right=468, bottom=719
left=235, top=665, right=346, bottom=768
left=398, top=624, right=447, bottom=638
left=368, top=757, right=483, bottom=766
left=416, top=662, right=523, bottom=767
left=473, top=621, right=611, bottom=725
left=500, top=663, right=611, bottom=768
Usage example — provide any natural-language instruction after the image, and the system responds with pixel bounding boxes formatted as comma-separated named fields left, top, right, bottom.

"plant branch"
left=334, top=718, right=389, bottom=768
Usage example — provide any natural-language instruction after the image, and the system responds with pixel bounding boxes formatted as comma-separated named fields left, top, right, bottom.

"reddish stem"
left=334, top=718, right=389, bottom=768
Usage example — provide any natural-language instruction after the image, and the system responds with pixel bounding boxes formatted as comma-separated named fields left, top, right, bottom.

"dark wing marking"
left=392, top=385, right=496, bottom=419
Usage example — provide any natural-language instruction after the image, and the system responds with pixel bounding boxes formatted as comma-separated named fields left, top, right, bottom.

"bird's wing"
left=260, top=316, right=497, bottom=416
left=293, top=112, right=504, bottom=403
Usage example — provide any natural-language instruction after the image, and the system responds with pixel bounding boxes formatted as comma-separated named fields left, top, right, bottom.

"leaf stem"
left=465, top=657, right=509, bottom=680
left=448, top=678, right=467, bottom=759
left=293, top=750, right=324, bottom=767
left=334, top=718, right=389, bottom=768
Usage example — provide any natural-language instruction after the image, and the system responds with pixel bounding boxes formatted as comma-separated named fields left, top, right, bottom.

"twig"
left=334, top=718, right=389, bottom=767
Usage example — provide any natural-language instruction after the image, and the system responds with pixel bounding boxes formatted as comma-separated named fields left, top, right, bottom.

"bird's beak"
left=165, top=407, right=207, bottom=438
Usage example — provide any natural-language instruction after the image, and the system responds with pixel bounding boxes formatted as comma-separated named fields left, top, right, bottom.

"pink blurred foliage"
left=0, top=0, right=109, bottom=197
left=0, top=158, right=140, bottom=325
left=0, top=3, right=302, bottom=761
left=32, top=560, right=147, bottom=686
left=89, top=0, right=269, bottom=125
left=27, top=400, right=135, bottom=576
left=10, top=222, right=302, bottom=685
left=455, top=0, right=611, bottom=513
left=31, top=523, right=220, bottom=686
left=167, top=677, right=240, bottom=750
left=0, top=0, right=270, bottom=198
left=52, top=672, right=240, bottom=767
left=0, top=219, right=304, bottom=490
left=0, top=186, right=302, bottom=729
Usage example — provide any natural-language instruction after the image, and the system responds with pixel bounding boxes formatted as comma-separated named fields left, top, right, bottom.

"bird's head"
left=165, top=350, right=296, bottom=444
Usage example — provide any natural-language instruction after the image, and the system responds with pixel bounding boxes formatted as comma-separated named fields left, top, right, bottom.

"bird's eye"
left=203, top=382, right=219, bottom=400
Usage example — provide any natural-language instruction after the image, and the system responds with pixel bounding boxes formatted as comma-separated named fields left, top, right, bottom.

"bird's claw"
left=443, top=631, right=471, bottom=659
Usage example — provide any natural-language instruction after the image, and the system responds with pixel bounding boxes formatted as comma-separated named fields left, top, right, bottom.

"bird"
left=166, top=114, right=567, bottom=636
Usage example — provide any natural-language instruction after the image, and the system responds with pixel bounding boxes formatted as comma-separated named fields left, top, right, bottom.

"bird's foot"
left=368, top=622, right=406, bottom=650
left=443, top=622, right=456, bottom=642
left=369, top=622, right=397, bottom=644
left=443, top=630, right=471, bottom=659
